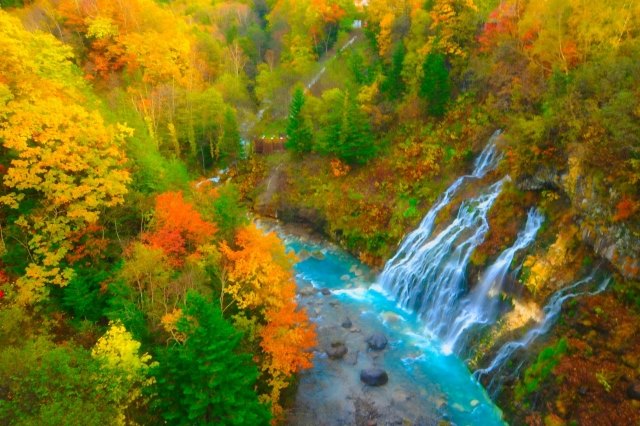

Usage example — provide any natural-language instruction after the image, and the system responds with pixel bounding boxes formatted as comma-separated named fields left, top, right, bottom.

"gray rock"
left=326, top=342, right=348, bottom=360
left=360, top=368, right=388, bottom=386
left=297, top=249, right=311, bottom=261
left=341, top=317, right=353, bottom=328
left=321, top=288, right=331, bottom=296
left=366, top=333, right=388, bottom=351
left=298, top=287, right=317, bottom=297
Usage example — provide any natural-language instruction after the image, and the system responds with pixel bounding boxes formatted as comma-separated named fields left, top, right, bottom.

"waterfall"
left=474, top=274, right=610, bottom=394
left=382, top=130, right=503, bottom=277
left=380, top=131, right=505, bottom=337
left=441, top=209, right=545, bottom=355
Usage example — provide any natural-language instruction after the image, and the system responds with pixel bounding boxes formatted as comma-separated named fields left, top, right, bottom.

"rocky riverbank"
left=264, top=222, right=505, bottom=426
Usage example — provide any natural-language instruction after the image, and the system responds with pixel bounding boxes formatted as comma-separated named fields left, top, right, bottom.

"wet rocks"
left=326, top=342, right=348, bottom=360
left=366, top=333, right=388, bottom=351
left=297, top=249, right=310, bottom=261
left=311, top=250, right=325, bottom=260
left=341, top=317, right=353, bottom=328
left=321, top=288, right=331, bottom=296
left=360, top=368, right=388, bottom=386
left=298, top=286, right=317, bottom=297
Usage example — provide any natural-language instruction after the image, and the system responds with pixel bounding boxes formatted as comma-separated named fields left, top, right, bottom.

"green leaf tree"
left=0, top=338, right=124, bottom=425
left=150, top=293, right=270, bottom=425
left=218, top=108, right=243, bottom=166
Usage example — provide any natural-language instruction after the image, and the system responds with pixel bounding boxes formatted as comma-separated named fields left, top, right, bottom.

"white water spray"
left=382, top=131, right=503, bottom=276
left=474, top=274, right=610, bottom=392
left=380, top=132, right=505, bottom=337
left=441, top=209, right=545, bottom=355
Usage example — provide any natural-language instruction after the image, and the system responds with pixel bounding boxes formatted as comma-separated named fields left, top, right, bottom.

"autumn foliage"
left=613, top=196, right=638, bottom=222
left=145, top=191, right=216, bottom=267
left=0, top=11, right=130, bottom=304
left=221, top=224, right=316, bottom=419
left=478, top=2, right=518, bottom=52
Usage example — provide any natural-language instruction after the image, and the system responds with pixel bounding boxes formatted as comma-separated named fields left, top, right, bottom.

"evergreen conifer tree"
left=151, top=293, right=270, bottom=425
left=285, top=87, right=313, bottom=154
left=322, top=90, right=375, bottom=165
left=383, top=42, right=406, bottom=100
left=420, top=52, right=451, bottom=117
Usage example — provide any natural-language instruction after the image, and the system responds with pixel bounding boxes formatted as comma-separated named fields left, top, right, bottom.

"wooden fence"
left=253, top=136, right=287, bottom=154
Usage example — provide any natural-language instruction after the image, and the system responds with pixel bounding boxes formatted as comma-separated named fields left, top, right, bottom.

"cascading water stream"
left=380, top=131, right=506, bottom=338
left=392, top=179, right=506, bottom=333
left=474, top=274, right=610, bottom=395
left=440, top=208, right=545, bottom=355
left=383, top=131, right=503, bottom=270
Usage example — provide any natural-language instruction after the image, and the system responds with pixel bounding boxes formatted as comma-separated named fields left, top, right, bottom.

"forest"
left=0, top=0, right=638, bottom=425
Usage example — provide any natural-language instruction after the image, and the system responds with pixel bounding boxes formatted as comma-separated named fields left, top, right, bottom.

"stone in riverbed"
left=297, top=249, right=310, bottom=261
left=311, top=250, right=325, bottom=260
left=326, top=342, right=348, bottom=359
left=321, top=288, right=331, bottom=296
left=366, top=333, right=388, bottom=351
left=360, top=368, right=388, bottom=386
left=298, top=286, right=317, bottom=297
left=341, top=317, right=352, bottom=328
left=451, top=403, right=465, bottom=412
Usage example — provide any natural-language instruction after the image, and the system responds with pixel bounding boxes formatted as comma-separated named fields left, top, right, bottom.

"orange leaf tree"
left=144, top=191, right=217, bottom=267
left=220, top=224, right=316, bottom=419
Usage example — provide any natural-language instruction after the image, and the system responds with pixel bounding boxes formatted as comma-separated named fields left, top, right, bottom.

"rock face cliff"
left=254, top=163, right=327, bottom=233
left=517, top=153, right=639, bottom=280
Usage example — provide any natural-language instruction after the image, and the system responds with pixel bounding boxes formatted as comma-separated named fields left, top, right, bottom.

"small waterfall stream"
left=378, top=130, right=610, bottom=403
left=382, top=178, right=507, bottom=334
left=441, top=209, right=545, bottom=355
left=383, top=131, right=502, bottom=269
left=475, top=274, right=610, bottom=395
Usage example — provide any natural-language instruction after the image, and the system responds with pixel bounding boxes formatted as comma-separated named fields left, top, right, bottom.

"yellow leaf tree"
left=0, top=11, right=130, bottom=304
left=92, top=321, right=155, bottom=424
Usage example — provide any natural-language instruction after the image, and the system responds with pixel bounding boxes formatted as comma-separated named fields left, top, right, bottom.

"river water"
left=274, top=227, right=506, bottom=426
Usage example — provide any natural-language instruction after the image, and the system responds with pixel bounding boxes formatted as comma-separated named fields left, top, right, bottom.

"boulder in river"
left=341, top=317, right=353, bottom=328
left=366, top=333, right=388, bottom=351
left=326, top=342, right=348, bottom=359
left=311, top=250, right=325, bottom=260
left=298, top=286, right=317, bottom=297
left=297, top=249, right=311, bottom=261
left=321, top=288, right=331, bottom=296
left=360, top=368, right=388, bottom=386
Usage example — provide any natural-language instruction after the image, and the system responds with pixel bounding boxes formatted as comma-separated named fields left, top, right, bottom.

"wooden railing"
left=253, top=136, right=287, bottom=154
